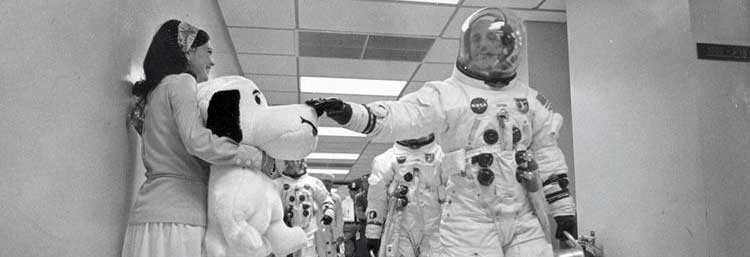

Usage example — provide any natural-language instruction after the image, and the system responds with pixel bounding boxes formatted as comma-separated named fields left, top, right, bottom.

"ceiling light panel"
left=300, top=77, right=406, bottom=96
left=299, top=31, right=368, bottom=59
left=363, top=35, right=435, bottom=62
left=319, top=127, right=367, bottom=137
left=230, top=28, right=295, bottom=55
left=219, top=0, right=295, bottom=28
left=307, top=169, right=350, bottom=175
left=299, top=57, right=419, bottom=80
left=307, top=152, right=361, bottom=160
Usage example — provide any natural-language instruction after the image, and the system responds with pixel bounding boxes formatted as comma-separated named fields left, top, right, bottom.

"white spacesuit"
left=275, top=160, right=336, bottom=257
left=314, top=173, right=345, bottom=257
left=307, top=7, right=576, bottom=257
left=365, top=134, right=444, bottom=257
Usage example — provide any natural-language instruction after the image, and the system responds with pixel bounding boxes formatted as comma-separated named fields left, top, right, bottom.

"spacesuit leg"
left=502, top=213, right=552, bottom=257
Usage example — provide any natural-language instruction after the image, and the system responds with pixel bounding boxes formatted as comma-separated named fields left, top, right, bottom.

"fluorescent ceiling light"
left=319, top=127, right=366, bottom=137
left=307, top=169, right=350, bottom=175
left=307, top=153, right=360, bottom=160
left=300, top=76, right=406, bottom=96
left=400, top=0, right=460, bottom=4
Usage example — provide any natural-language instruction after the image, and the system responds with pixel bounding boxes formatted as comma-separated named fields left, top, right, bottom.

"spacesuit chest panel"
left=391, top=152, right=439, bottom=196
left=457, top=85, right=534, bottom=154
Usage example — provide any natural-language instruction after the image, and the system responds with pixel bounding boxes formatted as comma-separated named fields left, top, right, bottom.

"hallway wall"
left=567, top=0, right=749, bottom=256
left=0, top=1, right=239, bottom=256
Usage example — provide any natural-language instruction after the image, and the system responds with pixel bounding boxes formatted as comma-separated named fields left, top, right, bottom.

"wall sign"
left=697, top=43, right=750, bottom=62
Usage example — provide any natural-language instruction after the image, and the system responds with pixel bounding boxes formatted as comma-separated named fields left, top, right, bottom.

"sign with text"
left=697, top=43, right=750, bottom=62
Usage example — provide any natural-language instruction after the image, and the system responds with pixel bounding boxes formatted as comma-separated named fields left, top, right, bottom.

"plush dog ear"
left=206, top=90, right=243, bottom=143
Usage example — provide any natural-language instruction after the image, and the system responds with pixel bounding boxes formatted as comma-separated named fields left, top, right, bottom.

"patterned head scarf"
left=177, top=21, right=199, bottom=52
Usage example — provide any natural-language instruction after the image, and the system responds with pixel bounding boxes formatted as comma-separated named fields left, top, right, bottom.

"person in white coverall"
left=365, top=134, right=445, bottom=257
left=315, top=173, right=345, bottom=257
left=275, top=160, right=336, bottom=257
left=306, top=7, right=576, bottom=257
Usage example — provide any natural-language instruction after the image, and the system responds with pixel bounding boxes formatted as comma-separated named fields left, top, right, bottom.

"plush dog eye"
left=252, top=89, right=262, bottom=105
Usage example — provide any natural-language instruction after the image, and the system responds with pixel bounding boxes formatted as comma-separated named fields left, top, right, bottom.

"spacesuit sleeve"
left=167, top=73, right=263, bottom=167
left=333, top=194, right=344, bottom=239
left=528, top=90, right=576, bottom=217
left=311, top=178, right=334, bottom=211
left=365, top=152, right=394, bottom=239
left=343, top=83, right=449, bottom=143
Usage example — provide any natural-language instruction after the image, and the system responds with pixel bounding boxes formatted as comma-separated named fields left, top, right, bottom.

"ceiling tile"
left=244, top=74, right=298, bottom=92
left=423, top=38, right=458, bottom=63
left=218, top=0, right=296, bottom=28
left=229, top=28, right=296, bottom=55
left=262, top=91, right=298, bottom=105
left=540, top=0, right=566, bottom=10
left=462, top=0, right=566, bottom=10
left=363, top=35, right=435, bottom=62
left=299, top=57, right=419, bottom=80
left=299, top=31, right=367, bottom=59
left=442, top=7, right=566, bottom=38
left=238, top=54, right=297, bottom=76
left=210, top=53, right=242, bottom=77
left=315, top=141, right=367, bottom=153
left=298, top=0, right=455, bottom=36
left=442, top=7, right=481, bottom=38
left=412, top=63, right=453, bottom=81
left=513, top=9, right=566, bottom=22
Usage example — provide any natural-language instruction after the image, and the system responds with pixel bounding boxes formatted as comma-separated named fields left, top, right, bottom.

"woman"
left=122, top=19, right=271, bottom=257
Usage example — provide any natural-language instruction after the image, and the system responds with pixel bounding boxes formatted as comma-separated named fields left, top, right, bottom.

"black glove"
left=367, top=238, right=381, bottom=253
left=305, top=98, right=352, bottom=124
left=321, top=214, right=333, bottom=225
left=554, top=215, right=578, bottom=241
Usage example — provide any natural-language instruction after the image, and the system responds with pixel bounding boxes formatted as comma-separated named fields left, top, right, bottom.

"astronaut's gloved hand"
left=321, top=207, right=335, bottom=225
left=367, top=238, right=381, bottom=252
left=515, top=151, right=540, bottom=192
left=284, top=205, right=294, bottom=227
left=305, top=98, right=352, bottom=124
left=554, top=215, right=578, bottom=241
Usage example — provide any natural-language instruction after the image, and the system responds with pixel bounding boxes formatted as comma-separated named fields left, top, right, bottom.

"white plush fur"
left=197, top=76, right=319, bottom=257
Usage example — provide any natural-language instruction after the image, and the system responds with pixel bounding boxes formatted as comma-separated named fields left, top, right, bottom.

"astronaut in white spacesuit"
left=365, top=134, right=444, bottom=257
left=307, top=7, right=576, bottom=257
left=275, top=160, right=336, bottom=257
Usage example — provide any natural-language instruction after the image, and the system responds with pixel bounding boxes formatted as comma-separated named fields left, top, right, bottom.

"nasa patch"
left=515, top=98, right=529, bottom=114
left=470, top=98, right=488, bottom=114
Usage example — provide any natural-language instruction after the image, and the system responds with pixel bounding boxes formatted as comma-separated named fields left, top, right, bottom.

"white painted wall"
left=0, top=1, right=239, bottom=256
left=526, top=21, right=574, bottom=191
left=567, top=0, right=749, bottom=256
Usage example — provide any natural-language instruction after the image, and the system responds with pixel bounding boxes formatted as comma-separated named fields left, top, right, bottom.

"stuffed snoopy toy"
left=197, top=76, right=320, bottom=257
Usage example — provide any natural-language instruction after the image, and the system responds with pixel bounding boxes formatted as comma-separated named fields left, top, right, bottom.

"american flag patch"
left=537, top=94, right=552, bottom=111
